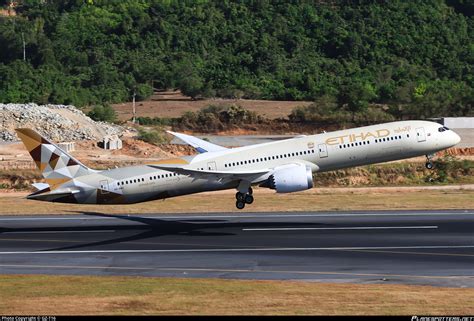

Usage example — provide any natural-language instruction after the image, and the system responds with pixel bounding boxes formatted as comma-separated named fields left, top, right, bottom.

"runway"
left=0, top=210, right=473, bottom=287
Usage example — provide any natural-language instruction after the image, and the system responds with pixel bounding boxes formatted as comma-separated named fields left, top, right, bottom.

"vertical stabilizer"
left=15, top=128, right=94, bottom=190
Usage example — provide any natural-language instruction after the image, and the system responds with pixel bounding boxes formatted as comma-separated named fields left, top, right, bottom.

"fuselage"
left=31, top=120, right=461, bottom=204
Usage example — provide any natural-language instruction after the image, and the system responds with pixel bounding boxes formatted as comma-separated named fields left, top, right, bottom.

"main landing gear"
left=425, top=154, right=434, bottom=169
left=235, top=187, right=253, bottom=209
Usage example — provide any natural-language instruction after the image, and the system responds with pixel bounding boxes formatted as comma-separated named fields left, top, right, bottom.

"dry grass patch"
left=0, top=188, right=472, bottom=215
left=0, top=275, right=473, bottom=315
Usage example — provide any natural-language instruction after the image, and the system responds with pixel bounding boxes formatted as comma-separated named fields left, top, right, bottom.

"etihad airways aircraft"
left=16, top=120, right=460, bottom=209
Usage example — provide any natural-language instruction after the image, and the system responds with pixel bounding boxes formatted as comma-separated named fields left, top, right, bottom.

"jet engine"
left=260, top=164, right=314, bottom=193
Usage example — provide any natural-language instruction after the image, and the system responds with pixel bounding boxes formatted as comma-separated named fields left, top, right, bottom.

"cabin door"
left=207, top=161, right=217, bottom=171
left=99, top=180, right=109, bottom=194
left=318, top=144, right=328, bottom=158
left=416, top=127, right=426, bottom=142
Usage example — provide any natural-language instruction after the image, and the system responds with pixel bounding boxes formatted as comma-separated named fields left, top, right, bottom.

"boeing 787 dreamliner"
left=16, top=120, right=460, bottom=209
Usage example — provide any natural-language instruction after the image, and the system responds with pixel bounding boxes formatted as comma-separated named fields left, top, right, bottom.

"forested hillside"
left=0, top=0, right=472, bottom=118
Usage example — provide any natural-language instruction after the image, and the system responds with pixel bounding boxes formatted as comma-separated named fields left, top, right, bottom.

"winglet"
left=167, top=131, right=228, bottom=153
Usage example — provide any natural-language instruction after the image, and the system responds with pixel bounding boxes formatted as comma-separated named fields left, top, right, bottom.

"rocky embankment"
left=0, top=103, right=125, bottom=142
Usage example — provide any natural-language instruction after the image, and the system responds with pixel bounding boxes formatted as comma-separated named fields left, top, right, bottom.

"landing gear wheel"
left=244, top=194, right=254, bottom=204
left=236, top=200, right=246, bottom=209
left=235, top=192, right=245, bottom=201
left=248, top=187, right=253, bottom=195
left=425, top=154, right=435, bottom=170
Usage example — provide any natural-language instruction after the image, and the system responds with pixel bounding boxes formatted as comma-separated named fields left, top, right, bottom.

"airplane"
left=15, top=120, right=460, bottom=209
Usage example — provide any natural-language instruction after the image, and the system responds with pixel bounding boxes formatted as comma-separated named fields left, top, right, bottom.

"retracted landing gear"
left=425, top=154, right=434, bottom=169
left=235, top=187, right=253, bottom=209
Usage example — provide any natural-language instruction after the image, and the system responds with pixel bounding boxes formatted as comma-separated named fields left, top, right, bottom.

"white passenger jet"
left=16, top=120, right=460, bottom=209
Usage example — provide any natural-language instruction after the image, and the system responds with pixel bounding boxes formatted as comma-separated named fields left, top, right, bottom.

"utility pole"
left=21, top=32, right=25, bottom=61
left=132, top=90, right=136, bottom=124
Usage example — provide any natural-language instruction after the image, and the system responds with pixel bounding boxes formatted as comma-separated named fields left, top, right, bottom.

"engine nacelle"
left=261, top=164, right=314, bottom=193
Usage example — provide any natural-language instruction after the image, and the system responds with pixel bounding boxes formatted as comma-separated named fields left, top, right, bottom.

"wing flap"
left=148, top=164, right=270, bottom=180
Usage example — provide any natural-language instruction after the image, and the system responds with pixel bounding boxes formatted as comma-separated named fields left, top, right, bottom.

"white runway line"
left=243, top=226, right=438, bottom=231
left=3, top=230, right=116, bottom=234
left=0, top=244, right=474, bottom=255
left=0, top=264, right=472, bottom=280
left=0, top=211, right=472, bottom=221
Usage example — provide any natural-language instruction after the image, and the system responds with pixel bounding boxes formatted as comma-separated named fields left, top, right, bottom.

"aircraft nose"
left=452, top=131, right=461, bottom=146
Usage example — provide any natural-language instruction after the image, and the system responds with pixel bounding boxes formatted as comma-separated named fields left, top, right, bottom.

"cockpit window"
left=438, top=126, right=450, bottom=132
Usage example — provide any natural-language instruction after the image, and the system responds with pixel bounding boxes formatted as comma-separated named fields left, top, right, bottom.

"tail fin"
left=15, top=128, right=94, bottom=190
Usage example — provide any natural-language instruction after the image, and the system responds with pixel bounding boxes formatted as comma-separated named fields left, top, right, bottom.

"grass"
left=0, top=275, right=473, bottom=315
left=0, top=187, right=472, bottom=215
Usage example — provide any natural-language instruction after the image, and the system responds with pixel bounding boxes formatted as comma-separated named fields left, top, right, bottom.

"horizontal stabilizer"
left=27, top=188, right=80, bottom=202
left=32, top=183, right=49, bottom=191
left=167, top=131, right=228, bottom=153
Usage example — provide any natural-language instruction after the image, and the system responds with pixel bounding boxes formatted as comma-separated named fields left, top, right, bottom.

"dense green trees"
left=0, top=0, right=472, bottom=119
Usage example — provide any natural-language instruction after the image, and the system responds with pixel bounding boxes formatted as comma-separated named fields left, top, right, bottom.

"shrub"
left=135, top=117, right=173, bottom=126
left=289, top=95, right=394, bottom=126
left=87, top=105, right=117, bottom=123
left=177, top=104, right=260, bottom=131
left=137, top=128, right=168, bottom=145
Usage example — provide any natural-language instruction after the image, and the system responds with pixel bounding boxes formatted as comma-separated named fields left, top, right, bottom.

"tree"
left=180, top=75, right=204, bottom=100
left=338, top=82, right=377, bottom=121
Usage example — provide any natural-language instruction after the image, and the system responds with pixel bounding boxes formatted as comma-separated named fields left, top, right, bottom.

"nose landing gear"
left=235, top=187, right=253, bottom=209
left=425, top=154, right=435, bottom=169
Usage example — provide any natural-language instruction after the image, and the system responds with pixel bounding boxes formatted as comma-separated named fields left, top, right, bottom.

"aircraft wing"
left=167, top=131, right=228, bottom=153
left=148, top=164, right=270, bottom=180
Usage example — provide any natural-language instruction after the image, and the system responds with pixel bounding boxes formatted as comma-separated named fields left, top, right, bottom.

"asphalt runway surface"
left=0, top=210, right=473, bottom=287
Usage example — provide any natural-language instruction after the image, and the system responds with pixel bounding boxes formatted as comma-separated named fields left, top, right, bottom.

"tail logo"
left=16, top=128, right=90, bottom=189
